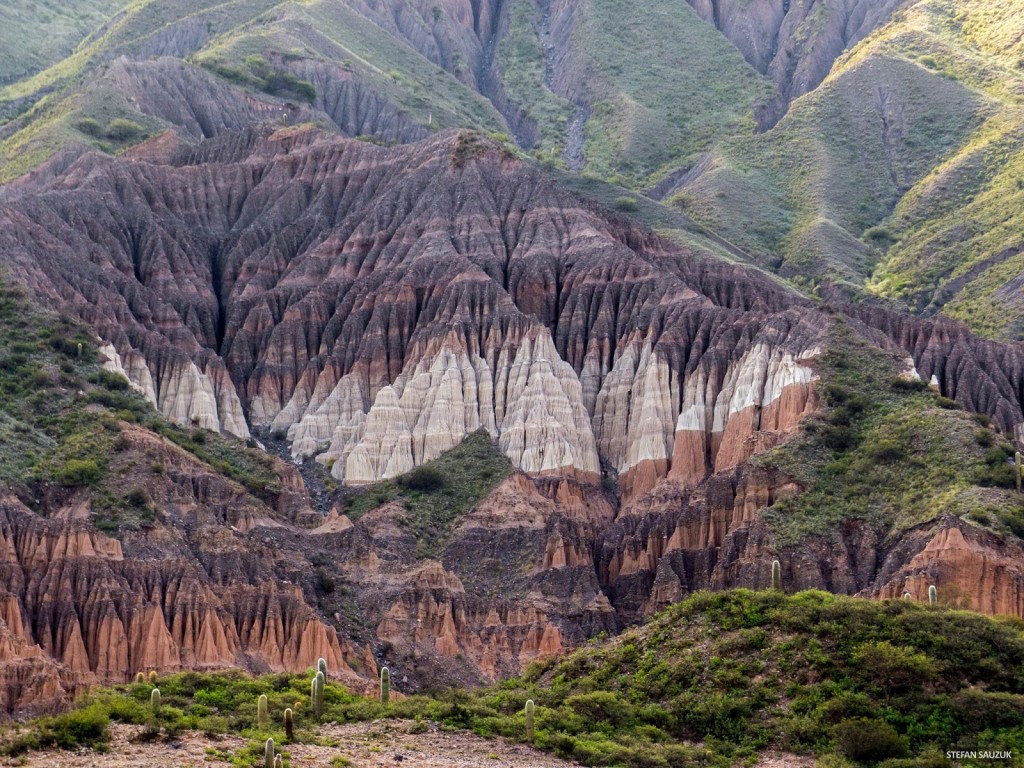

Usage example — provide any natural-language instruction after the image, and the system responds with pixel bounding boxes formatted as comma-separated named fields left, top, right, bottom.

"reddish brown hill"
left=2, top=126, right=1024, bottom=711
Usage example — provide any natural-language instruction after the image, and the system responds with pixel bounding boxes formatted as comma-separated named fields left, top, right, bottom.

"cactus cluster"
left=380, top=666, right=390, bottom=704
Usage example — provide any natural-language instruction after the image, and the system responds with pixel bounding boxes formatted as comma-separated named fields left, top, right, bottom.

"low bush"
left=834, top=718, right=909, bottom=763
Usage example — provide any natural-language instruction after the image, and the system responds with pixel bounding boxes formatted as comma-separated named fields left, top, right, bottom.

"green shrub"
left=834, top=718, right=909, bottom=763
left=74, top=118, right=104, bottom=138
left=863, top=226, right=894, bottom=245
left=396, top=465, right=446, bottom=492
left=106, top=119, right=144, bottom=142
left=54, top=458, right=102, bottom=486
left=612, top=196, right=639, bottom=212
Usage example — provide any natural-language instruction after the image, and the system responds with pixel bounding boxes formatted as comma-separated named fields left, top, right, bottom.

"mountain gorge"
left=1, top=0, right=1024, bottom=729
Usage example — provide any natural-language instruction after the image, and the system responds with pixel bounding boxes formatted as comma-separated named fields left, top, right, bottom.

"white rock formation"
left=279, top=327, right=601, bottom=483
left=99, top=343, right=249, bottom=438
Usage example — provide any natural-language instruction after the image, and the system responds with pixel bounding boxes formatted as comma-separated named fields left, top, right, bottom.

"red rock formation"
left=3, top=126, right=1024, bottom=712
left=876, top=518, right=1024, bottom=617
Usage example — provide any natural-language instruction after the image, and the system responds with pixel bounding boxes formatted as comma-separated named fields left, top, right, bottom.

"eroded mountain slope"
left=0, top=130, right=1023, bottom=697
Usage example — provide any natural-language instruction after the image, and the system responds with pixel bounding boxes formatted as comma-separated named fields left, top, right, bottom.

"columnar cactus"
left=264, top=737, right=275, bottom=768
left=318, top=657, right=328, bottom=683
left=380, top=666, right=390, bottom=704
left=284, top=707, right=294, bottom=742
left=1016, top=451, right=1022, bottom=493
left=274, top=755, right=283, bottom=768
left=311, top=671, right=325, bottom=718
left=525, top=699, right=535, bottom=743
left=771, top=560, right=781, bottom=591
left=135, top=672, right=145, bottom=684
left=903, top=592, right=912, bottom=600
left=258, top=694, right=269, bottom=730
left=928, top=584, right=937, bottom=605
left=150, top=688, right=160, bottom=714
left=148, top=671, right=157, bottom=684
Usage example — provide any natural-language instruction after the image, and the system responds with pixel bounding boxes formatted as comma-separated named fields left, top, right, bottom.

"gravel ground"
left=9, top=721, right=818, bottom=767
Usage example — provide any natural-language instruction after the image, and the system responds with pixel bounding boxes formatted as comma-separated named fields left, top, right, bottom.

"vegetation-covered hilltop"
left=4, top=590, right=1022, bottom=767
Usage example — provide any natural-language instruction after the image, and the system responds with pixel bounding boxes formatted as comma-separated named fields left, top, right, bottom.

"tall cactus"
left=318, top=657, right=328, bottom=684
left=928, top=584, right=938, bottom=605
left=771, top=559, right=781, bottom=591
left=525, top=699, right=535, bottom=743
left=1016, top=451, right=1022, bottom=493
left=311, top=671, right=325, bottom=718
left=264, top=738, right=275, bottom=768
left=258, top=694, right=269, bottom=730
left=134, top=672, right=145, bottom=684
left=149, top=671, right=157, bottom=684
left=150, top=688, right=160, bottom=714
left=284, top=707, right=294, bottom=742
left=380, top=666, right=390, bottom=704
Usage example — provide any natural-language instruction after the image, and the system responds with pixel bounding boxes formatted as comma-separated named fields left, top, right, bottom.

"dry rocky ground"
left=3, top=721, right=817, bottom=767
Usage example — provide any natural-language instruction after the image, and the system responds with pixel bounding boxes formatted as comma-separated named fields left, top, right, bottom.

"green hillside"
left=759, top=319, right=1024, bottom=546
left=670, top=0, right=1024, bottom=340
left=0, top=0, right=127, bottom=85
left=5, top=591, right=1022, bottom=767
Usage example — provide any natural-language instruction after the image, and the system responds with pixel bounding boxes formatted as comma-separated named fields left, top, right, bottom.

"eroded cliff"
left=2, top=127, right=1024, bottom=712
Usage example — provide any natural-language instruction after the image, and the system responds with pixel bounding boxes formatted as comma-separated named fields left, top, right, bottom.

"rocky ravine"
left=2, top=126, right=1024, bottom=712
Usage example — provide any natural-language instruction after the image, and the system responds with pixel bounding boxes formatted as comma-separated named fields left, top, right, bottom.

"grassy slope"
left=194, top=0, right=506, bottom=137
left=676, top=27, right=989, bottom=289
left=864, top=1, right=1024, bottom=338
left=0, top=0, right=285, bottom=180
left=338, top=430, right=513, bottom=558
left=758, top=318, right=1024, bottom=546
left=0, top=0, right=508, bottom=181
left=672, top=0, right=1024, bottom=336
left=5, top=591, right=1023, bottom=767
left=0, top=277, right=279, bottom=534
left=0, top=0, right=128, bottom=85
left=572, top=0, right=775, bottom=187
left=495, top=0, right=576, bottom=164
left=0, top=0, right=128, bottom=86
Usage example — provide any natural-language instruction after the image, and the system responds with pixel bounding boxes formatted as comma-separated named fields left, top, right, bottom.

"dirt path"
left=12, top=720, right=578, bottom=768
left=11, top=721, right=818, bottom=767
